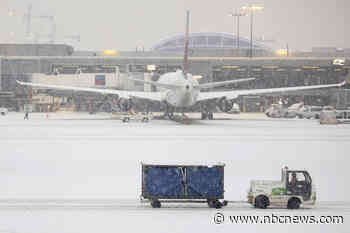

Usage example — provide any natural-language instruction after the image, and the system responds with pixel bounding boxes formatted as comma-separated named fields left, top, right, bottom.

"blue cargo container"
left=141, top=163, right=227, bottom=208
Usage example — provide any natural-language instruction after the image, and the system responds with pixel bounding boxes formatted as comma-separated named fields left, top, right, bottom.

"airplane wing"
left=125, top=76, right=181, bottom=89
left=197, top=80, right=347, bottom=101
left=196, top=78, right=255, bottom=89
left=16, top=81, right=164, bottom=102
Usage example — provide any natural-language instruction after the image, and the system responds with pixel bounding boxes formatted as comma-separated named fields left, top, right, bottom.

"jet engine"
left=216, top=97, right=233, bottom=112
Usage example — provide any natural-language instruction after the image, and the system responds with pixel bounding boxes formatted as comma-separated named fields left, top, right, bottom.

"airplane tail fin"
left=183, top=10, right=190, bottom=76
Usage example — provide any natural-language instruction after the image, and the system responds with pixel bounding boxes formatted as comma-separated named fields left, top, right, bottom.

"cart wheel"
left=207, top=199, right=222, bottom=209
left=214, top=200, right=223, bottom=209
left=207, top=199, right=214, bottom=208
left=151, top=200, right=161, bottom=208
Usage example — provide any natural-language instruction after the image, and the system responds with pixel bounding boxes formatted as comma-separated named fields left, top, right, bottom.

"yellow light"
left=101, top=50, right=119, bottom=56
left=147, top=64, right=156, bottom=71
left=251, top=6, right=264, bottom=11
left=241, top=4, right=264, bottom=12
left=263, top=65, right=279, bottom=69
left=275, top=49, right=288, bottom=56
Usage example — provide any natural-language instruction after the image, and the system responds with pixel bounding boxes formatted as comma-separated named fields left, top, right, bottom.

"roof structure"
left=151, top=32, right=274, bottom=52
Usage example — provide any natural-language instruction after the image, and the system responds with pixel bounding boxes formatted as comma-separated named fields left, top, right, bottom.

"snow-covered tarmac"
left=1, top=112, right=350, bottom=233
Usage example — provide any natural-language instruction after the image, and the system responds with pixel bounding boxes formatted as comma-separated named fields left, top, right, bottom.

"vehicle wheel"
left=168, top=112, right=174, bottom=120
left=222, top=200, right=228, bottom=206
left=207, top=199, right=222, bottom=209
left=207, top=199, right=214, bottom=208
left=201, top=112, right=207, bottom=120
left=208, top=112, right=214, bottom=120
left=151, top=200, right=161, bottom=208
left=214, top=200, right=223, bottom=209
left=287, top=198, right=300, bottom=209
left=142, top=117, right=149, bottom=122
left=255, top=195, right=269, bottom=209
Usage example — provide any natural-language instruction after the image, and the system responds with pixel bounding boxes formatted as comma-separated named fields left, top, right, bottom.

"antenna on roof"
left=183, top=10, right=190, bottom=78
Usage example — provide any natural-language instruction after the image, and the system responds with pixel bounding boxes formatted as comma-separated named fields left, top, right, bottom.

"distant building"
left=151, top=32, right=280, bottom=57
left=0, top=44, right=74, bottom=56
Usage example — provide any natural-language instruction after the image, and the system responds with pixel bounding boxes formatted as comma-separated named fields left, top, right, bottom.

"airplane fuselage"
left=157, top=70, right=199, bottom=108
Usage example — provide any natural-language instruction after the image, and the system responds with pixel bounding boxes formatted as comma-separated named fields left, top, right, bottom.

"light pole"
left=241, top=4, right=264, bottom=58
left=228, top=10, right=247, bottom=56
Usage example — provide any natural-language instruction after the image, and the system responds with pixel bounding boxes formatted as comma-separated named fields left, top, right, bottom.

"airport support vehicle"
left=265, top=104, right=289, bottom=118
left=248, top=167, right=316, bottom=209
left=0, top=107, right=8, bottom=115
left=296, top=105, right=323, bottom=119
left=140, top=163, right=227, bottom=208
left=319, top=110, right=338, bottom=124
left=121, top=112, right=152, bottom=123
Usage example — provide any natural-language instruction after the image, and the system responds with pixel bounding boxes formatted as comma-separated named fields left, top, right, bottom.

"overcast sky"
left=1, top=0, right=348, bottom=51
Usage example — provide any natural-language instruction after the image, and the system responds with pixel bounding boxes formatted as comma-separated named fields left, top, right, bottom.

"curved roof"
left=151, top=32, right=273, bottom=51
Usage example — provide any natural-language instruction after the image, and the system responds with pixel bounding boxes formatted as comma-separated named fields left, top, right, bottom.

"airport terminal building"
left=0, top=42, right=349, bottom=112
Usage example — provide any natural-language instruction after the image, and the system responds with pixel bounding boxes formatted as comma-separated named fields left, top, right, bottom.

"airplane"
left=17, top=10, right=349, bottom=120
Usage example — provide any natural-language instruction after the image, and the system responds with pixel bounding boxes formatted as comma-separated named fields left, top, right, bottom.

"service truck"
left=248, top=167, right=316, bottom=209
left=140, top=163, right=227, bottom=208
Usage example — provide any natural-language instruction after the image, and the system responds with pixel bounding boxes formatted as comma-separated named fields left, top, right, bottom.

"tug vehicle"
left=121, top=112, right=152, bottom=123
left=248, top=167, right=316, bottom=209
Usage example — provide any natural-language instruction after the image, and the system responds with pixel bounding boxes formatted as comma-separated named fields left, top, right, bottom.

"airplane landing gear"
left=201, top=112, right=214, bottom=120
left=163, top=103, right=175, bottom=119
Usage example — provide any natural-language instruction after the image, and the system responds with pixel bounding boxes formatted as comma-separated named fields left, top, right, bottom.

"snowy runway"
left=1, top=112, right=350, bottom=233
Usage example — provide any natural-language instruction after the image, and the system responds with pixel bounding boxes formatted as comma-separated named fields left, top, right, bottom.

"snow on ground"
left=0, top=112, right=350, bottom=233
